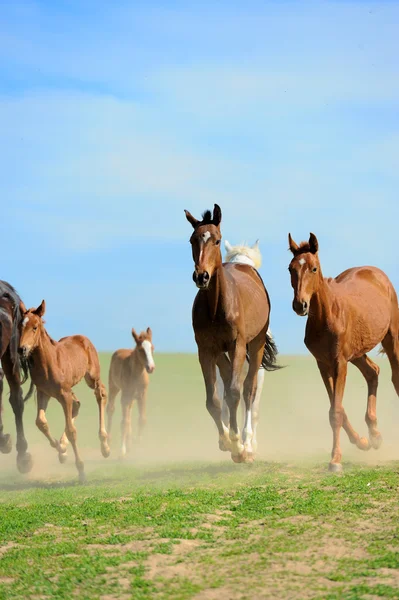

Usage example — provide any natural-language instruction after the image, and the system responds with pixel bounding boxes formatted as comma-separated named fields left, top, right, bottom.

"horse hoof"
left=328, top=462, right=343, bottom=473
left=231, top=451, right=247, bottom=464
left=58, top=452, right=68, bottom=464
left=371, top=434, right=383, bottom=450
left=17, top=452, right=33, bottom=474
left=101, top=444, right=111, bottom=458
left=0, top=434, right=12, bottom=454
left=219, top=438, right=232, bottom=452
left=244, top=452, right=254, bottom=464
left=78, top=472, right=87, bottom=485
left=358, top=437, right=371, bottom=451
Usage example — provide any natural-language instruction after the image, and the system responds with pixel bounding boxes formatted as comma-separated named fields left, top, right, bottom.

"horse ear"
left=212, top=204, right=222, bottom=227
left=224, top=240, right=233, bottom=252
left=131, top=328, right=140, bottom=344
left=19, top=300, right=27, bottom=314
left=184, top=209, right=199, bottom=229
left=34, top=300, right=46, bottom=318
left=309, top=232, right=319, bottom=254
left=253, top=239, right=260, bottom=249
left=146, top=327, right=152, bottom=339
left=288, top=233, right=299, bottom=255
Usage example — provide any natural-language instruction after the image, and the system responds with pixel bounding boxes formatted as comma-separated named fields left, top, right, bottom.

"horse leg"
left=2, top=351, right=33, bottom=473
left=107, top=379, right=119, bottom=445
left=329, top=359, right=356, bottom=472
left=85, top=374, right=110, bottom=458
left=58, top=393, right=81, bottom=463
left=198, top=350, right=231, bottom=452
left=137, top=388, right=147, bottom=443
left=60, top=392, right=86, bottom=483
left=226, top=341, right=247, bottom=462
left=351, top=355, right=382, bottom=450
left=216, top=354, right=231, bottom=431
left=381, top=329, right=399, bottom=397
left=120, top=393, right=133, bottom=458
left=35, top=390, right=66, bottom=465
left=241, top=339, right=265, bottom=463
left=318, top=360, right=370, bottom=454
left=251, top=368, right=265, bottom=456
left=0, top=368, right=12, bottom=454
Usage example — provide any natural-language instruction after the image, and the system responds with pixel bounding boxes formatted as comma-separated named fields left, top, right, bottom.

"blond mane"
left=224, top=240, right=262, bottom=270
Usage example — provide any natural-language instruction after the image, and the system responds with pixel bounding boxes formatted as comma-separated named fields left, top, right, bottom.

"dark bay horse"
left=288, top=232, right=399, bottom=472
left=18, top=300, right=110, bottom=482
left=107, top=327, right=155, bottom=457
left=185, top=204, right=280, bottom=463
left=0, top=280, right=32, bottom=473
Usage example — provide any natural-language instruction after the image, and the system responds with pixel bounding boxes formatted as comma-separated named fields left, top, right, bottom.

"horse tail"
left=260, top=329, right=283, bottom=371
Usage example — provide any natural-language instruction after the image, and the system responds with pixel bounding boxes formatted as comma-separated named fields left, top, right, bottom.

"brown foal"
left=18, top=300, right=110, bottom=482
left=185, top=204, right=279, bottom=463
left=288, top=232, right=399, bottom=472
left=107, top=328, right=155, bottom=457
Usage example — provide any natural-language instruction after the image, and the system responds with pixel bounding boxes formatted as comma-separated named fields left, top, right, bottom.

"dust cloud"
left=0, top=353, right=398, bottom=485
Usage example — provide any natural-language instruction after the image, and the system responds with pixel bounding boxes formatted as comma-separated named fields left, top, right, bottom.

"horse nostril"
left=203, top=271, right=209, bottom=282
left=303, top=301, right=308, bottom=310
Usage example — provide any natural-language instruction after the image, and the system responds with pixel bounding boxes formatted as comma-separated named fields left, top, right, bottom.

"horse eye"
left=215, top=240, right=220, bottom=245
left=33, top=327, right=37, bottom=332
left=312, top=267, right=317, bottom=273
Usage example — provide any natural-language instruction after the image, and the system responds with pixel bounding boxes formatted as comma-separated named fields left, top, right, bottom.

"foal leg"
left=85, top=374, right=110, bottom=458
left=60, top=393, right=85, bottom=483
left=120, top=393, right=133, bottom=458
left=318, top=360, right=369, bottom=454
left=0, top=368, right=12, bottom=454
left=35, top=390, right=66, bottom=463
left=199, top=350, right=231, bottom=452
left=107, top=380, right=119, bottom=445
left=351, top=355, right=382, bottom=450
left=58, top=393, right=81, bottom=464
left=137, top=389, right=147, bottom=443
left=2, top=351, right=33, bottom=473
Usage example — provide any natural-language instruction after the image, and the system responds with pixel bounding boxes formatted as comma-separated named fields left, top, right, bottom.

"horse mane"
left=201, top=210, right=213, bottom=224
left=291, top=241, right=313, bottom=257
left=225, top=242, right=262, bottom=269
left=0, top=280, right=27, bottom=381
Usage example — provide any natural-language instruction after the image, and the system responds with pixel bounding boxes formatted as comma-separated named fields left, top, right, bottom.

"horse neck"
left=205, top=263, right=227, bottom=321
left=308, top=274, right=334, bottom=324
left=30, top=328, right=57, bottom=372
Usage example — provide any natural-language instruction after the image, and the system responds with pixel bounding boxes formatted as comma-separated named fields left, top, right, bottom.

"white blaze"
left=142, top=340, right=155, bottom=370
left=202, top=231, right=211, bottom=243
left=299, top=258, right=306, bottom=266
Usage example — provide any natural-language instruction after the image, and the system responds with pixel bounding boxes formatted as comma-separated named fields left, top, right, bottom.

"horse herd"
left=0, top=203, right=398, bottom=481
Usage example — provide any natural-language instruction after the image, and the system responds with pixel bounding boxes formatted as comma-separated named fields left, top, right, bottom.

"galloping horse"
left=185, top=204, right=280, bottom=463
left=288, top=232, right=399, bottom=472
left=0, top=280, right=32, bottom=473
left=216, top=239, right=267, bottom=456
left=18, top=300, right=110, bottom=482
left=107, top=327, right=155, bottom=458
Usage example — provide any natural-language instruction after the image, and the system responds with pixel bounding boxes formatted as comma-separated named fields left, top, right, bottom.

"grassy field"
left=0, top=354, right=398, bottom=599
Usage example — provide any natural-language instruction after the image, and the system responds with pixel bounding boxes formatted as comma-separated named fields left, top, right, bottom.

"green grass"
left=0, top=354, right=398, bottom=599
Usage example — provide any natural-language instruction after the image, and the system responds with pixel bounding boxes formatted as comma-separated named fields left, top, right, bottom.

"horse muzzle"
left=293, top=299, right=309, bottom=317
left=18, top=345, right=30, bottom=358
left=192, top=270, right=210, bottom=289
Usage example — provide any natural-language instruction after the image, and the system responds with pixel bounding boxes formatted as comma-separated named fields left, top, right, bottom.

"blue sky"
left=1, top=0, right=398, bottom=353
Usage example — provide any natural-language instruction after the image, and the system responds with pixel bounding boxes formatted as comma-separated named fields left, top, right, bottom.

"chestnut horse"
left=288, top=232, right=399, bottom=472
left=217, top=239, right=267, bottom=456
left=107, top=328, right=155, bottom=458
left=18, top=300, right=110, bottom=482
left=0, top=280, right=32, bottom=473
left=185, top=204, right=280, bottom=463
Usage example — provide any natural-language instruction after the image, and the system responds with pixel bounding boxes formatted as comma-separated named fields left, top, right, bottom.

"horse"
left=0, top=280, right=32, bottom=473
left=216, top=239, right=267, bottom=456
left=18, top=299, right=110, bottom=482
left=288, top=232, right=399, bottom=472
left=107, top=327, right=155, bottom=458
left=185, top=204, right=280, bottom=463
